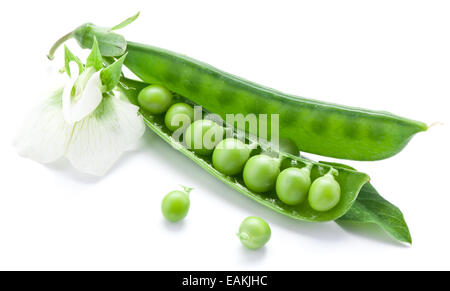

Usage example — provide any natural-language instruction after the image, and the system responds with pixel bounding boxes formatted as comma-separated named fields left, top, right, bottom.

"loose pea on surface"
left=212, top=138, right=252, bottom=176
left=161, top=188, right=192, bottom=222
left=237, top=216, right=271, bottom=250
left=138, top=84, right=173, bottom=114
left=308, top=173, right=341, bottom=212
left=184, top=119, right=224, bottom=156
left=164, top=103, right=194, bottom=132
left=243, top=154, right=280, bottom=193
left=276, top=167, right=311, bottom=205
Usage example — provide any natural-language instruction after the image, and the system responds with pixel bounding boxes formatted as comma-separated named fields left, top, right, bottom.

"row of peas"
left=138, top=84, right=341, bottom=214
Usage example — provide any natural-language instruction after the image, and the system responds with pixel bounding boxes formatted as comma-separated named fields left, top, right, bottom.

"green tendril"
left=180, top=185, right=194, bottom=195
left=47, top=30, right=75, bottom=60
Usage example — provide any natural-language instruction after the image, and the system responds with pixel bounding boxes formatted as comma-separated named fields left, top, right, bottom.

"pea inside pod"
left=308, top=172, right=341, bottom=212
left=185, top=119, right=224, bottom=156
left=137, top=84, right=173, bottom=114
left=212, top=138, right=253, bottom=176
left=164, top=102, right=194, bottom=132
left=276, top=166, right=312, bottom=205
left=243, top=155, right=281, bottom=193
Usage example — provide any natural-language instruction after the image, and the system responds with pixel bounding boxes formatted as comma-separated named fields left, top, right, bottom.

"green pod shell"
left=120, top=42, right=427, bottom=161
left=119, top=78, right=370, bottom=222
left=70, top=24, right=427, bottom=160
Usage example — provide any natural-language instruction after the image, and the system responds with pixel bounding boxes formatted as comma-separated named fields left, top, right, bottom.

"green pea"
left=308, top=173, right=341, bottom=211
left=243, top=155, right=280, bottom=193
left=276, top=167, right=311, bottom=205
left=212, top=138, right=252, bottom=175
left=138, top=84, right=173, bottom=114
left=185, top=119, right=224, bottom=156
left=161, top=187, right=192, bottom=222
left=164, top=103, right=194, bottom=132
left=237, top=216, right=271, bottom=250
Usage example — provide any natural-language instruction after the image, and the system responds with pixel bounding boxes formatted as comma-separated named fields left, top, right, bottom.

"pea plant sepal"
left=15, top=39, right=145, bottom=176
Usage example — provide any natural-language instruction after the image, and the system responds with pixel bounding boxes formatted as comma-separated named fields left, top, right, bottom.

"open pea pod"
left=119, top=78, right=370, bottom=222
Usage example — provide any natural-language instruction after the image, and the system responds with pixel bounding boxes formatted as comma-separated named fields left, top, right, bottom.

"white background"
left=0, top=0, right=449, bottom=270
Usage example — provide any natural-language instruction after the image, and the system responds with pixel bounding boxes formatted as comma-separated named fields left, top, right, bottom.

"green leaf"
left=338, top=183, right=412, bottom=244
left=321, top=161, right=412, bottom=244
left=74, top=23, right=127, bottom=57
left=100, top=53, right=127, bottom=92
left=86, top=37, right=103, bottom=71
left=111, top=12, right=140, bottom=31
left=64, top=45, right=84, bottom=77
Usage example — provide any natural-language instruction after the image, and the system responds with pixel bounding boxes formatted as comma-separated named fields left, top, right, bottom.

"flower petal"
left=14, top=88, right=73, bottom=163
left=68, top=70, right=103, bottom=123
left=62, top=62, right=80, bottom=124
left=66, top=95, right=145, bottom=176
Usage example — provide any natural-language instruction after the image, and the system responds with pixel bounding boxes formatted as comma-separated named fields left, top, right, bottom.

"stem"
left=180, top=185, right=194, bottom=195
left=47, top=30, right=75, bottom=60
left=326, top=167, right=339, bottom=177
left=278, top=152, right=297, bottom=167
left=247, top=141, right=258, bottom=150
left=428, top=121, right=444, bottom=129
left=117, top=80, right=131, bottom=91
left=237, top=232, right=249, bottom=241
left=304, top=162, right=313, bottom=171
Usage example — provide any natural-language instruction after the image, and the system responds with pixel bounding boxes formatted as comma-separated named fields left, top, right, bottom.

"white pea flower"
left=14, top=46, right=145, bottom=176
